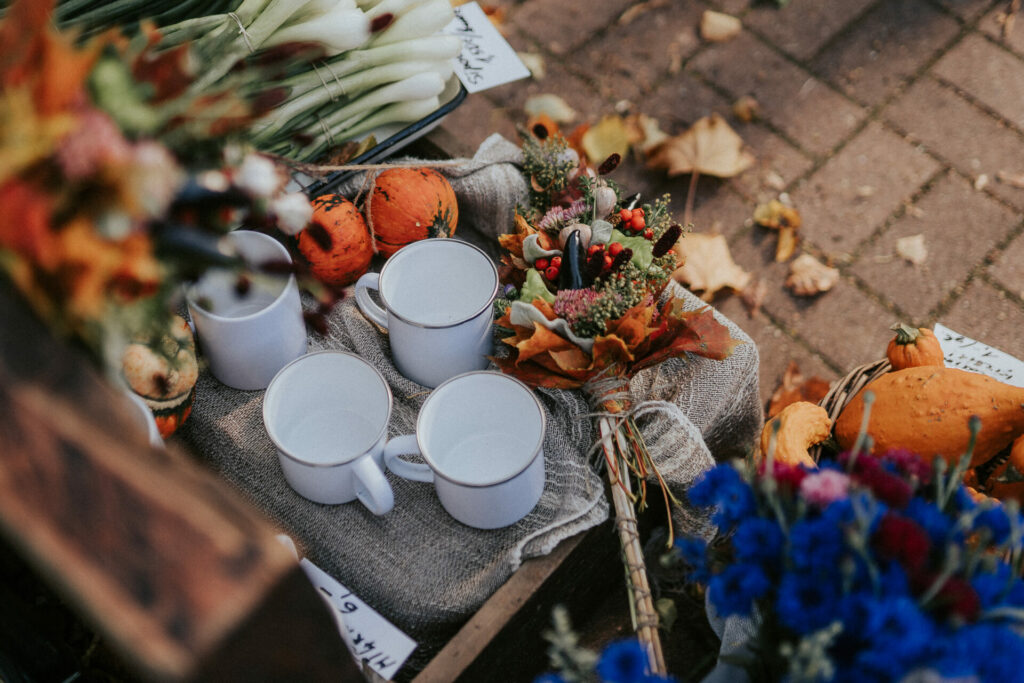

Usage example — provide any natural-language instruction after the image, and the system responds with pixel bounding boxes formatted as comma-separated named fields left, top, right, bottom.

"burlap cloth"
left=179, top=134, right=762, bottom=678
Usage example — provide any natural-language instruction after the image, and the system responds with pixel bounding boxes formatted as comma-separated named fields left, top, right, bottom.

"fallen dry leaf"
left=524, top=94, right=577, bottom=123
left=997, top=170, right=1024, bottom=188
left=732, top=95, right=761, bottom=122
left=580, top=115, right=631, bottom=166
left=673, top=232, right=751, bottom=300
left=623, top=113, right=669, bottom=153
left=518, top=52, right=546, bottom=79
left=785, top=254, right=839, bottom=296
left=896, top=234, right=927, bottom=265
left=974, top=173, right=989, bottom=191
left=618, top=0, right=668, bottom=24
left=767, top=360, right=832, bottom=419
left=700, top=10, right=741, bottom=42
left=740, top=277, right=768, bottom=317
left=753, top=199, right=802, bottom=262
left=646, top=113, right=755, bottom=178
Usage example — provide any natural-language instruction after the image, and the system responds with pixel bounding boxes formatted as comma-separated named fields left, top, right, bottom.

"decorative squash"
left=834, top=366, right=1024, bottom=467
left=886, top=323, right=945, bottom=370
left=298, top=194, right=374, bottom=286
left=121, top=314, right=199, bottom=438
left=759, top=401, right=830, bottom=468
left=368, top=168, right=458, bottom=257
left=984, top=434, right=1024, bottom=505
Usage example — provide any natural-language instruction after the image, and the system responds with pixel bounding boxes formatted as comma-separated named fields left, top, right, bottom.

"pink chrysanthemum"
left=537, top=199, right=587, bottom=232
left=799, top=469, right=850, bottom=506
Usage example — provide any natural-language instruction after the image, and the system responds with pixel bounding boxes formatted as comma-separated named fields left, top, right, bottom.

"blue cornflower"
left=974, top=505, right=1012, bottom=544
left=707, top=563, right=771, bottom=617
left=789, top=517, right=844, bottom=570
left=775, top=571, right=841, bottom=634
left=963, top=622, right=1024, bottom=682
left=951, top=485, right=978, bottom=513
left=925, top=628, right=976, bottom=679
left=856, top=597, right=933, bottom=677
left=595, top=639, right=648, bottom=683
left=733, top=517, right=784, bottom=566
left=687, top=465, right=754, bottom=530
left=971, top=560, right=1016, bottom=611
left=903, top=497, right=954, bottom=545
left=877, top=560, right=910, bottom=598
left=674, top=536, right=710, bottom=584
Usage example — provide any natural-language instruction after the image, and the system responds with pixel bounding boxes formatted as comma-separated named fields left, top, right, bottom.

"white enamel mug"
left=186, top=230, right=307, bottom=390
left=383, top=371, right=546, bottom=529
left=263, top=351, right=395, bottom=514
left=354, top=239, right=499, bottom=388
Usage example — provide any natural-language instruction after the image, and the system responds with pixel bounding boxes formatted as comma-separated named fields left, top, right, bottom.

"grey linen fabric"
left=179, top=134, right=762, bottom=677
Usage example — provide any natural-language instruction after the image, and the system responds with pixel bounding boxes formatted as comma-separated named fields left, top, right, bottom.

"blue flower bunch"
left=677, top=446, right=1024, bottom=682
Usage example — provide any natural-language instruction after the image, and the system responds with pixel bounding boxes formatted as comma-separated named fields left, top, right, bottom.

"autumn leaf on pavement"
left=785, top=253, right=839, bottom=296
left=754, top=199, right=802, bottom=262
left=673, top=232, right=751, bottom=300
left=700, top=10, right=742, bottom=42
left=647, top=113, right=755, bottom=226
left=623, top=113, right=669, bottom=154
left=896, top=234, right=927, bottom=265
left=524, top=94, right=577, bottom=124
left=767, top=360, right=832, bottom=418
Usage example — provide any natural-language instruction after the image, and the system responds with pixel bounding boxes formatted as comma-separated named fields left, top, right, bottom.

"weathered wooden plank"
left=0, top=286, right=359, bottom=681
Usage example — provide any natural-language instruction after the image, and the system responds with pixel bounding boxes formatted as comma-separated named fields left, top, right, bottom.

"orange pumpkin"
left=121, top=314, right=198, bottom=438
left=368, top=168, right=458, bottom=257
left=886, top=323, right=945, bottom=370
left=299, top=194, right=374, bottom=286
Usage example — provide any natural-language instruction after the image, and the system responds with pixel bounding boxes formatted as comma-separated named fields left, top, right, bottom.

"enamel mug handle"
left=354, top=272, right=388, bottom=329
left=351, top=456, right=395, bottom=515
left=383, top=434, right=434, bottom=483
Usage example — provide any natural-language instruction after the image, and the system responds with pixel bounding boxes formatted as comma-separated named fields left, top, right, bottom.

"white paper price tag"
left=300, top=558, right=417, bottom=679
left=445, top=2, right=531, bottom=93
left=934, top=323, right=1024, bottom=387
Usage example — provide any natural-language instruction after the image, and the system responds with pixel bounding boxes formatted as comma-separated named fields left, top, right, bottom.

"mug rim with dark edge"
left=263, top=350, right=394, bottom=468
left=376, top=238, right=500, bottom=330
left=413, top=370, right=546, bottom=488
left=186, top=229, right=297, bottom=323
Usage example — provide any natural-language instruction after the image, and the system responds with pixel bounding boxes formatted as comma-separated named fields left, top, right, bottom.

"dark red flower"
left=933, top=576, right=981, bottom=623
left=874, top=513, right=931, bottom=572
left=881, top=448, right=932, bottom=485
left=857, top=467, right=913, bottom=509
left=759, top=460, right=808, bottom=493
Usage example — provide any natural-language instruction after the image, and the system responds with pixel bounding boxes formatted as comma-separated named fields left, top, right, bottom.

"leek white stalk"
left=297, top=95, right=441, bottom=158
left=363, top=0, right=430, bottom=23
left=368, top=0, right=453, bottom=46
left=281, top=0, right=356, bottom=27
left=318, top=71, right=446, bottom=131
left=263, top=5, right=369, bottom=56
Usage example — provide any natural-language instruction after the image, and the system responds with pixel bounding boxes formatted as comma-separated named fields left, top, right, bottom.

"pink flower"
left=799, top=469, right=850, bottom=507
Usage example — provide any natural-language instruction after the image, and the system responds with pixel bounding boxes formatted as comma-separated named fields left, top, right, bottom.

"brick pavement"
left=441, top=0, right=1024, bottom=414
left=439, top=4, right=1024, bottom=673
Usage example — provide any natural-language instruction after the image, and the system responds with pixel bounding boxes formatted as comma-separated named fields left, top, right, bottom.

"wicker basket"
left=809, top=358, right=891, bottom=462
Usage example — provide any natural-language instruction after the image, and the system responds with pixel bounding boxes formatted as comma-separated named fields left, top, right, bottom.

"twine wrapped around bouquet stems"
left=586, top=372, right=669, bottom=677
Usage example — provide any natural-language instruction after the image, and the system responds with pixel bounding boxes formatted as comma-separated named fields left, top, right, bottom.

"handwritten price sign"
left=934, top=323, right=1024, bottom=387
left=446, top=2, right=530, bottom=93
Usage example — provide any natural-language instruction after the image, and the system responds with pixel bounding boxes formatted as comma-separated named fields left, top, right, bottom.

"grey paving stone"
left=742, top=0, right=877, bottom=60
left=690, top=31, right=866, bottom=156
left=989, top=229, right=1024, bottom=299
left=790, top=121, right=941, bottom=256
left=933, top=32, right=1024, bottom=131
left=851, top=170, right=1019, bottom=320
left=941, top=278, right=1024, bottom=359
left=884, top=76, right=1024, bottom=210
left=508, top=0, right=636, bottom=55
left=814, top=0, right=960, bottom=107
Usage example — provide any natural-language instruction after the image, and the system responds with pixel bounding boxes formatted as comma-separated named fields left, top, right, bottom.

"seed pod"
left=559, top=229, right=585, bottom=290
left=653, top=223, right=684, bottom=258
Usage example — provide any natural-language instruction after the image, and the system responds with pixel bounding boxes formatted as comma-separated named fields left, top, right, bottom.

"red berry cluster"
left=619, top=207, right=654, bottom=240
left=586, top=241, right=627, bottom=271
left=534, top=255, right=563, bottom=281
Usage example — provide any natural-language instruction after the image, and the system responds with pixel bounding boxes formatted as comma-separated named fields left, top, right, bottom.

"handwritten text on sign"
left=445, top=2, right=530, bottom=93
left=300, top=559, right=417, bottom=679
left=934, top=323, right=1024, bottom=387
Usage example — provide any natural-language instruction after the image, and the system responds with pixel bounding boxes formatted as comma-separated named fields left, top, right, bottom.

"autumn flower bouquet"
left=0, top=0, right=314, bottom=376
left=492, top=126, right=743, bottom=672
left=677, top=437, right=1024, bottom=681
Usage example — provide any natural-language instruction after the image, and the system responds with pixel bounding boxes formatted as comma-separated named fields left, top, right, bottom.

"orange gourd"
left=299, top=194, right=374, bottom=286
left=834, top=366, right=1024, bottom=467
left=759, top=401, right=830, bottom=468
left=368, top=168, right=458, bottom=257
left=886, top=323, right=945, bottom=370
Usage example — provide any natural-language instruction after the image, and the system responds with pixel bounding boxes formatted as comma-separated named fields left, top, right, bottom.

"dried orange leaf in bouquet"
left=767, top=360, right=832, bottom=418
left=785, top=254, right=839, bottom=296
left=646, top=114, right=755, bottom=178
left=673, top=232, right=751, bottom=300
